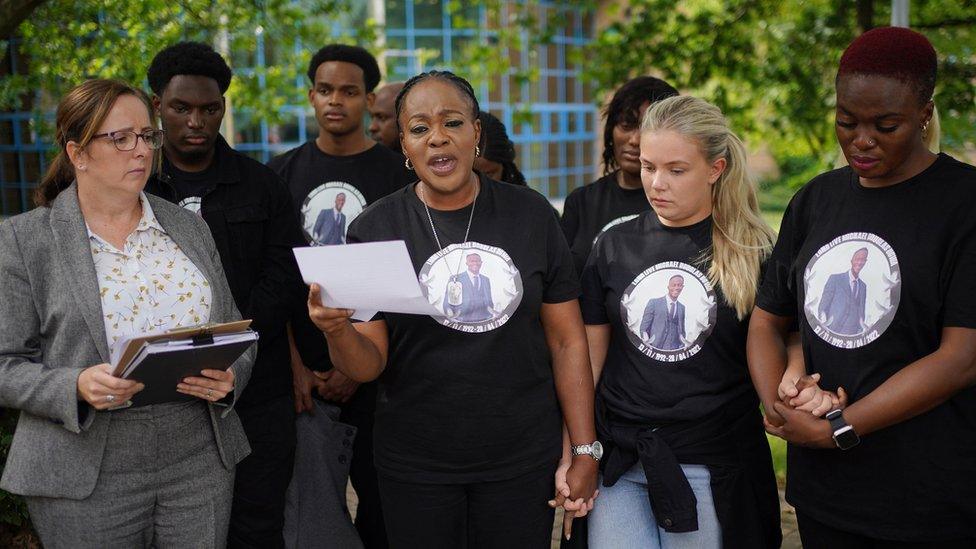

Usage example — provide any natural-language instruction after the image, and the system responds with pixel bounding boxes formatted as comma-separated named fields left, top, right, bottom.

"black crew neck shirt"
left=268, top=141, right=414, bottom=246
left=346, top=175, right=580, bottom=483
left=168, top=161, right=218, bottom=213
left=581, top=212, right=755, bottom=424
left=561, top=171, right=650, bottom=275
left=756, top=153, right=976, bottom=542
left=269, top=140, right=414, bottom=397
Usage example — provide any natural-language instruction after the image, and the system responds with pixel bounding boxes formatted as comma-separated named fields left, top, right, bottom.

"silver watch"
left=571, top=440, right=604, bottom=461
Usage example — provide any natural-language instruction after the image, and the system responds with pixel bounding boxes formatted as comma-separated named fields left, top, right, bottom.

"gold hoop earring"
left=405, top=158, right=414, bottom=170
left=475, top=145, right=481, bottom=157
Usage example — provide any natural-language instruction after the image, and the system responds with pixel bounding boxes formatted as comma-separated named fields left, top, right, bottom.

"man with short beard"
left=270, top=44, right=411, bottom=549
left=144, top=41, right=306, bottom=549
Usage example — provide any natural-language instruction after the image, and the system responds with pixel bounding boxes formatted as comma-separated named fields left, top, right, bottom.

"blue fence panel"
left=1, top=0, right=597, bottom=217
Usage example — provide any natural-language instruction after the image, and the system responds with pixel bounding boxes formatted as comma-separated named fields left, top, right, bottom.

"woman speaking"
left=306, top=70, right=598, bottom=547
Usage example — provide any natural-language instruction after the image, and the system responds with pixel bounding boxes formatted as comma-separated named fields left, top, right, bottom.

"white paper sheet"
left=293, top=240, right=441, bottom=321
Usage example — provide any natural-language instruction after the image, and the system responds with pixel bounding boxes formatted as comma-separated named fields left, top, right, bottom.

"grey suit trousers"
left=26, top=401, right=235, bottom=549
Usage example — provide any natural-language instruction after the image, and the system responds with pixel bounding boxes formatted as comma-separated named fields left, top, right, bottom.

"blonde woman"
left=581, top=95, right=780, bottom=548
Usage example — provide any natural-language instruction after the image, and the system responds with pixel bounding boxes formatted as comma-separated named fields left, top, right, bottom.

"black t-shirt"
left=268, top=141, right=414, bottom=246
left=581, top=213, right=754, bottom=425
left=561, top=171, right=650, bottom=275
left=757, top=153, right=976, bottom=542
left=346, top=175, right=580, bottom=483
left=167, top=161, right=218, bottom=214
left=269, top=141, right=413, bottom=410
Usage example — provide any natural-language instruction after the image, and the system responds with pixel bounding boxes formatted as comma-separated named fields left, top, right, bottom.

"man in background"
left=145, top=41, right=306, bottom=548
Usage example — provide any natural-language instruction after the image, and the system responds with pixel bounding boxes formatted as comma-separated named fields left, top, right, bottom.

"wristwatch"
left=826, top=409, right=860, bottom=450
left=571, top=440, right=604, bottom=461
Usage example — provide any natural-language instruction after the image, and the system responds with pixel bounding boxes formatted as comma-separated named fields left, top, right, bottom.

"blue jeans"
left=589, top=463, right=722, bottom=549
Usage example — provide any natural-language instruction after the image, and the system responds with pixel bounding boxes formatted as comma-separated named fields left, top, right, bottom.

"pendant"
left=447, top=279, right=463, bottom=306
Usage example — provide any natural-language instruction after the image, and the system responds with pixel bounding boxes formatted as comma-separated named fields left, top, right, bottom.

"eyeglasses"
left=91, top=129, right=166, bottom=151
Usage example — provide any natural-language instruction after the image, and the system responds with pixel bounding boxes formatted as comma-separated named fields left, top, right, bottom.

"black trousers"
left=797, top=511, right=975, bottom=549
left=228, top=394, right=297, bottom=549
left=378, top=466, right=555, bottom=549
left=559, top=516, right=587, bottom=549
left=341, top=393, right=388, bottom=549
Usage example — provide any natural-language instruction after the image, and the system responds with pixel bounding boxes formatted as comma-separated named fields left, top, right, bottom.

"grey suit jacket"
left=0, top=184, right=255, bottom=499
left=640, top=296, right=686, bottom=350
left=313, top=208, right=345, bottom=245
left=818, top=271, right=867, bottom=335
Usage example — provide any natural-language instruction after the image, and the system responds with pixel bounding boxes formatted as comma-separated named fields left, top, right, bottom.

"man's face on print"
left=668, top=275, right=685, bottom=300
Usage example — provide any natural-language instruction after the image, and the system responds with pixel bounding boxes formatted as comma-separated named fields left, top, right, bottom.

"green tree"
left=0, top=0, right=45, bottom=39
left=1, top=0, right=368, bottom=122
left=584, top=0, right=976, bottom=178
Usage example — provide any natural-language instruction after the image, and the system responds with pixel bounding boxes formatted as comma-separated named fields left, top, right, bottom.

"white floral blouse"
left=88, top=194, right=213, bottom=350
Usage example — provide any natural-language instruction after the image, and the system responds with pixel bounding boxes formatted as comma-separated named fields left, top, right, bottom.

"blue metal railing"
left=1, top=0, right=596, bottom=217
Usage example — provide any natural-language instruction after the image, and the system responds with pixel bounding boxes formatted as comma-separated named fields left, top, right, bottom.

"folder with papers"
left=110, top=320, right=258, bottom=406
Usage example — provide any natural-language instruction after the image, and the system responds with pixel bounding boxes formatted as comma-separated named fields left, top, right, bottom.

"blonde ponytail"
left=642, top=96, right=775, bottom=319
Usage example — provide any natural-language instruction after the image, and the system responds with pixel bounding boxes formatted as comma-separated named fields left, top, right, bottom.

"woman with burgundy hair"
left=748, top=27, right=976, bottom=547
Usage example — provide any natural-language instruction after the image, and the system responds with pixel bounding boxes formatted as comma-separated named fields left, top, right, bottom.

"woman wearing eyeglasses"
left=0, top=79, right=254, bottom=548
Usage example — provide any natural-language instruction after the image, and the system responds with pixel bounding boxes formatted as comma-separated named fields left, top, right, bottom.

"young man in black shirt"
left=269, top=44, right=412, bottom=549
left=144, top=42, right=306, bottom=549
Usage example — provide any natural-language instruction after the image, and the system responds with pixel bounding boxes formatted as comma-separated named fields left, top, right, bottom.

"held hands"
left=308, top=284, right=354, bottom=336
left=178, top=368, right=235, bottom=403
left=313, top=369, right=360, bottom=404
left=77, top=363, right=144, bottom=409
left=779, top=373, right=842, bottom=417
left=548, top=455, right=599, bottom=540
left=765, top=371, right=850, bottom=448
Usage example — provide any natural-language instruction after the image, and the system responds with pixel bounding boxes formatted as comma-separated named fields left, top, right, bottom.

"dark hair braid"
left=602, top=76, right=678, bottom=174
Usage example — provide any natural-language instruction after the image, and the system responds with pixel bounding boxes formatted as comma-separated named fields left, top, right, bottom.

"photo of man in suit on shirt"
left=818, top=247, right=869, bottom=336
left=313, top=192, right=347, bottom=245
left=444, top=253, right=496, bottom=323
left=640, top=274, right=686, bottom=350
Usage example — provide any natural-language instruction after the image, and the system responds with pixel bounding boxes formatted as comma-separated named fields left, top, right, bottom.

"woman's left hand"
left=565, top=455, right=599, bottom=502
left=548, top=457, right=599, bottom=540
left=178, top=368, right=235, bottom=402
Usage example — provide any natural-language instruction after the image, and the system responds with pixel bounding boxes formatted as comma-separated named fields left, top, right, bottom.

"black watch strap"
left=826, top=409, right=860, bottom=450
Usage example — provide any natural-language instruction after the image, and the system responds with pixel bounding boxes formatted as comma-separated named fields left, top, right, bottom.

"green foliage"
left=0, top=0, right=365, bottom=124
left=767, top=434, right=787, bottom=484
left=584, top=0, right=976, bottom=171
left=446, top=1, right=596, bottom=123
left=585, top=0, right=854, bottom=167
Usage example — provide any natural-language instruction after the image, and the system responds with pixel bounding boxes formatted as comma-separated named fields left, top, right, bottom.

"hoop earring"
left=405, top=158, right=414, bottom=170
left=475, top=145, right=481, bottom=157
left=922, top=120, right=930, bottom=140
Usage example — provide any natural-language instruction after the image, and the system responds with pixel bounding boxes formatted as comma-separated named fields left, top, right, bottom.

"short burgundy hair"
left=837, top=26, right=937, bottom=104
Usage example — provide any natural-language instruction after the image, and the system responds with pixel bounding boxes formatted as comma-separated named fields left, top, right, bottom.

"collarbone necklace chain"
left=418, top=181, right=478, bottom=307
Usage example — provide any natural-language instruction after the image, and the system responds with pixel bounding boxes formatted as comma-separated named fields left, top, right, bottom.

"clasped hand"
left=548, top=455, right=599, bottom=540
left=764, top=372, right=849, bottom=448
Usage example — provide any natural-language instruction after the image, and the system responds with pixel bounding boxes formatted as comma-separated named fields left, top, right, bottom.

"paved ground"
left=348, top=484, right=802, bottom=548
